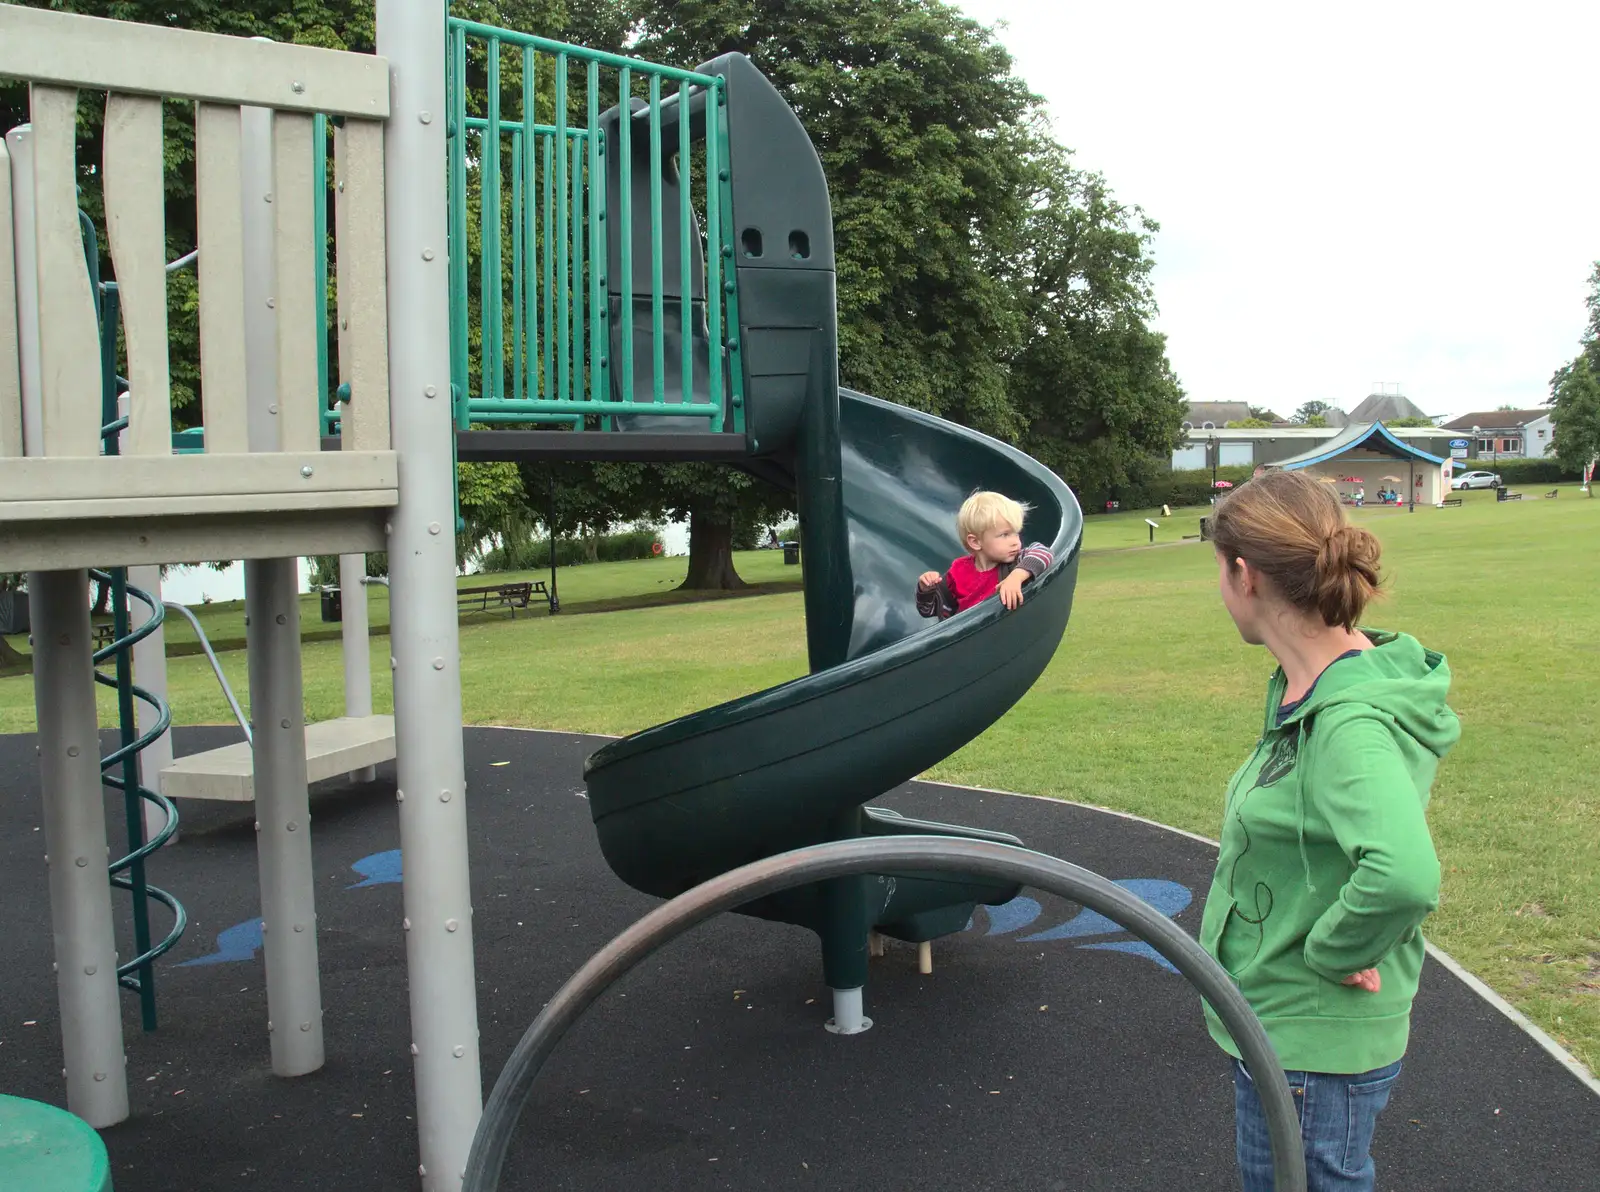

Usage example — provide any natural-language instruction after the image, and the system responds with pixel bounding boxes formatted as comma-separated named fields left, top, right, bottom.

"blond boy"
left=915, top=491, right=1053, bottom=619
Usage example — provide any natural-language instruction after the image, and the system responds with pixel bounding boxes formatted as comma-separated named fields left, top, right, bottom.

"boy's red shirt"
left=944, top=555, right=1002, bottom=611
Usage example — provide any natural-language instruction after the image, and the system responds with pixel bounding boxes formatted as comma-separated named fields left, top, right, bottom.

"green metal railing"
left=445, top=18, right=744, bottom=434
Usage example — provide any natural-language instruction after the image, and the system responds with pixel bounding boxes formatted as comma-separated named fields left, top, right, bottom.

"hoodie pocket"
left=1201, top=892, right=1260, bottom=978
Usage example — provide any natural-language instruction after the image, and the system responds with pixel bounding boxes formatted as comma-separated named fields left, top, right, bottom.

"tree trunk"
left=92, top=576, right=111, bottom=617
left=0, top=635, right=25, bottom=670
left=582, top=526, right=600, bottom=564
left=679, top=510, right=747, bottom=590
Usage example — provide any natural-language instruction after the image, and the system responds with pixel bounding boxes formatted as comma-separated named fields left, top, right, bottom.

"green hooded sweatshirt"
left=1199, top=630, right=1460, bottom=1074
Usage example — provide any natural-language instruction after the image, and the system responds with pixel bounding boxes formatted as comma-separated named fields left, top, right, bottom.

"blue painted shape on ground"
left=1078, top=939, right=1181, bottom=975
left=982, top=895, right=1043, bottom=936
left=177, top=917, right=263, bottom=967
left=349, top=848, right=402, bottom=889
left=1019, top=879, right=1192, bottom=942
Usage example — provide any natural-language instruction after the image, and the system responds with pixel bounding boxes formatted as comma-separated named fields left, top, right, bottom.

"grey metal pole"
left=338, top=552, right=377, bottom=782
left=13, top=121, right=129, bottom=1127
left=129, top=564, right=175, bottom=843
left=376, top=3, right=485, bottom=1186
left=243, top=559, right=324, bottom=1075
left=242, top=98, right=324, bottom=1077
left=31, top=569, right=131, bottom=1127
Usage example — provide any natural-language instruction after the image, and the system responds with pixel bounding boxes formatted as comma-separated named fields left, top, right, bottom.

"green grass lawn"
left=1, top=486, right=1595, bottom=1073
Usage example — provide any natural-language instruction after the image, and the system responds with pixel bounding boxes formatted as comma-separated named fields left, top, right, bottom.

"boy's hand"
left=1341, top=968, right=1381, bottom=993
left=997, top=570, right=1026, bottom=610
left=917, top=571, right=942, bottom=592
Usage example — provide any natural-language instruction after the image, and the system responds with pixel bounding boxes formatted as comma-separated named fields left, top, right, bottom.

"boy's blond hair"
left=957, top=490, right=1028, bottom=549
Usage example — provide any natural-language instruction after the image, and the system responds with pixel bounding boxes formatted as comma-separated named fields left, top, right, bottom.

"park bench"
left=1440, top=497, right=1463, bottom=508
left=1496, top=488, right=1524, bottom=502
left=456, top=580, right=549, bottom=619
left=1545, top=489, right=1559, bottom=499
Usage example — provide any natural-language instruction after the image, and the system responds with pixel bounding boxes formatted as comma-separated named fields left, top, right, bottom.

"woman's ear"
left=1234, top=558, right=1256, bottom=597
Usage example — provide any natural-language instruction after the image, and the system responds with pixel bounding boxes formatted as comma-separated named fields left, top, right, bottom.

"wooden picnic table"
left=455, top=580, right=550, bottom=619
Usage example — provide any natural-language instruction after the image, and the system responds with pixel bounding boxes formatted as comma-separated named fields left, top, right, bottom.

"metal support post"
left=13, top=121, right=129, bottom=1126
left=31, top=570, right=130, bottom=1126
left=242, top=97, right=324, bottom=1076
left=339, top=552, right=377, bottom=781
left=377, top=3, right=485, bottom=1186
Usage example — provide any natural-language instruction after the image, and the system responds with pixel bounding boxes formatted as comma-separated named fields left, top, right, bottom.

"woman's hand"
left=917, top=571, right=942, bottom=592
left=997, top=571, right=1027, bottom=610
left=1341, top=968, right=1382, bottom=993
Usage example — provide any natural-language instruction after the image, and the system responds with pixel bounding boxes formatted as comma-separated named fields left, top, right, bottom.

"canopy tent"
left=1262, top=421, right=1448, bottom=509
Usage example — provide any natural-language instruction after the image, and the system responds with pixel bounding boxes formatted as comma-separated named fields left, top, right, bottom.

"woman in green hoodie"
left=1200, top=470, right=1460, bottom=1192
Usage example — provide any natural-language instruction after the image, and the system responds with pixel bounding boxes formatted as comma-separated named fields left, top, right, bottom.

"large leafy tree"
left=565, top=0, right=1183, bottom=566
left=1548, top=263, right=1600, bottom=494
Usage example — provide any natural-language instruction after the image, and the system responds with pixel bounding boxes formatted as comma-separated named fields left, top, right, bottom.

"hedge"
left=1463, top=457, right=1582, bottom=485
left=478, top=528, right=662, bottom=572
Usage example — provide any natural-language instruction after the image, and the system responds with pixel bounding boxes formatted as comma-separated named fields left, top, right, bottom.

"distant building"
left=1438, top=410, right=1555, bottom=459
left=1264, top=422, right=1449, bottom=507
left=1181, top=402, right=1252, bottom=431
left=1347, top=390, right=1431, bottom=423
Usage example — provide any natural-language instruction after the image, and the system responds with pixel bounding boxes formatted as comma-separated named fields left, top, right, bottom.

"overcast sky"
left=954, top=0, right=1598, bottom=421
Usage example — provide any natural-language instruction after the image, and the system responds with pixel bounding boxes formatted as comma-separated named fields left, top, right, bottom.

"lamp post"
left=1208, top=433, right=1218, bottom=496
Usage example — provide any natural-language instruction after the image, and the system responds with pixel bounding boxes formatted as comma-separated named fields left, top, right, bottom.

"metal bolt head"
left=428, top=521, right=442, bottom=535
left=286, top=822, right=297, bottom=832
left=301, top=465, right=314, bottom=478
left=432, top=658, right=445, bottom=671
left=75, top=857, right=88, bottom=868
left=276, top=613, right=287, bottom=625
left=84, top=965, right=96, bottom=975
left=280, top=717, right=291, bottom=728
left=266, top=297, right=276, bottom=309
left=422, top=248, right=435, bottom=261
left=440, top=790, right=452, bottom=803
left=446, top=918, right=459, bottom=932
left=425, top=385, right=437, bottom=398
left=291, top=81, right=305, bottom=94
left=66, top=745, right=79, bottom=758
left=300, top=1022, right=311, bottom=1031
left=419, top=110, right=433, bottom=124
left=94, top=1072, right=106, bottom=1082
left=453, top=1046, right=465, bottom=1057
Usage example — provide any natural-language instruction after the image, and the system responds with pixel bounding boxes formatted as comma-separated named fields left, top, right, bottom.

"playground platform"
left=3, top=726, right=1596, bottom=1191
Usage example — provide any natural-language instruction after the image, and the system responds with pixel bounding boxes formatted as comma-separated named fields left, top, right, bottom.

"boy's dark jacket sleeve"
left=916, top=574, right=958, bottom=620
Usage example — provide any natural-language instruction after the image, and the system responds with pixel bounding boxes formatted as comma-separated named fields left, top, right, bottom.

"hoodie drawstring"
left=1295, top=719, right=1317, bottom=896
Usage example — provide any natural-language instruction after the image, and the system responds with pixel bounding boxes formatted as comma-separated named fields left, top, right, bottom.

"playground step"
left=0, top=1094, right=113, bottom=1192
left=159, top=715, right=395, bottom=802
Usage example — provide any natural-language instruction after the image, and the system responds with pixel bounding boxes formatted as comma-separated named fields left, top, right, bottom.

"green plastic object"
left=0, top=1095, right=113, bottom=1192
left=587, top=389, right=1084, bottom=990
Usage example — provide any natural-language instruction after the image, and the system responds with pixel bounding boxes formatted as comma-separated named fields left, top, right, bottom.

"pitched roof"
left=1265, top=421, right=1446, bottom=470
left=1348, top=392, right=1430, bottom=422
left=1439, top=410, right=1550, bottom=430
left=1184, top=402, right=1252, bottom=426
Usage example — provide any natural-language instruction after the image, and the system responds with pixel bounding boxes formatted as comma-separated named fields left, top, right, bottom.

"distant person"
left=915, top=491, right=1053, bottom=620
left=1355, top=485, right=1365, bottom=507
left=1203, top=470, right=1459, bottom=1192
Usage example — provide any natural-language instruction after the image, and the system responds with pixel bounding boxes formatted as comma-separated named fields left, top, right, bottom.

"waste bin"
left=1495, top=485, right=1508, bottom=502
left=320, top=586, right=342, bottom=623
left=781, top=541, right=801, bottom=566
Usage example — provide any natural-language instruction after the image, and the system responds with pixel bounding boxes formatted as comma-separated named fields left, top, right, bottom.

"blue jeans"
left=1233, top=1057, right=1403, bottom=1192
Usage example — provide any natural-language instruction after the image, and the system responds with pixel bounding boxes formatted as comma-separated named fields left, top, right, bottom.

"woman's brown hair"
left=1210, top=470, right=1382, bottom=630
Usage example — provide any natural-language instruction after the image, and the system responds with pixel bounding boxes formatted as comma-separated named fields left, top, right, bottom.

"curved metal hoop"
left=463, top=836, right=1306, bottom=1192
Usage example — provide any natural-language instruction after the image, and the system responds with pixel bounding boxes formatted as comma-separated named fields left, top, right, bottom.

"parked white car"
left=1452, top=469, right=1501, bottom=490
